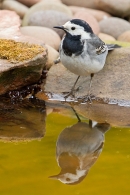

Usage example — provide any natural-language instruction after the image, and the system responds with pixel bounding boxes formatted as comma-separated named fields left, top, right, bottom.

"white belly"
left=60, top=50, right=108, bottom=76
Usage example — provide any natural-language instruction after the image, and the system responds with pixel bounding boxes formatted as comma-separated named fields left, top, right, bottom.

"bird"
left=49, top=118, right=110, bottom=185
left=54, top=19, right=120, bottom=101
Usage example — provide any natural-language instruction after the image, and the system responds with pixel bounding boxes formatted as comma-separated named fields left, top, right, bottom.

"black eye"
left=71, top=27, right=75, bottom=30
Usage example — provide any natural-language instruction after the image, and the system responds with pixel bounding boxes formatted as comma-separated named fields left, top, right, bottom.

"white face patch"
left=58, top=169, right=86, bottom=184
left=63, top=21, right=91, bottom=40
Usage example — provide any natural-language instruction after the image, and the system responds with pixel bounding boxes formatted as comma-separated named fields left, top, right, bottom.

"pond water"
left=0, top=98, right=130, bottom=195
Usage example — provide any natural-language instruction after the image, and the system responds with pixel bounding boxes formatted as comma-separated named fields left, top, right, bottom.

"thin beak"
left=49, top=175, right=59, bottom=180
left=53, top=26, right=65, bottom=30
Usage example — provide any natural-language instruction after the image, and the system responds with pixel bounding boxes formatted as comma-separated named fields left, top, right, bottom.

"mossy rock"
left=0, top=39, right=47, bottom=95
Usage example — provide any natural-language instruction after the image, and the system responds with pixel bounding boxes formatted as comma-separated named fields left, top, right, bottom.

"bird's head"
left=49, top=169, right=88, bottom=185
left=54, top=19, right=93, bottom=40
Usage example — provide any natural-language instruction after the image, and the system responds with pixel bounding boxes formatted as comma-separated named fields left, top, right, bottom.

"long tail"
left=107, top=44, right=121, bottom=51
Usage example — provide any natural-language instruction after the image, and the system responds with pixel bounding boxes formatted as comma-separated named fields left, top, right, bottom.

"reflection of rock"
left=45, top=46, right=130, bottom=102
left=74, top=102, right=130, bottom=127
left=50, top=120, right=110, bottom=185
left=0, top=98, right=46, bottom=142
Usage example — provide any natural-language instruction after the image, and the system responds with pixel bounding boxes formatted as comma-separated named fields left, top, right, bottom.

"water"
left=0, top=98, right=130, bottom=195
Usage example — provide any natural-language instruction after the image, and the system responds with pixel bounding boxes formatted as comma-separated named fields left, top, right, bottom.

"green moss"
left=0, top=39, right=45, bottom=63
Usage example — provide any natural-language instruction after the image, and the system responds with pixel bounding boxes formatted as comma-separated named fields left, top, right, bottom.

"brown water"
left=0, top=98, right=130, bottom=195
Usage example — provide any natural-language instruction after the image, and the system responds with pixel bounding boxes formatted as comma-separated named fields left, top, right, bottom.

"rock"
left=99, top=17, right=130, bottom=39
left=43, top=0, right=62, bottom=2
left=61, top=0, right=97, bottom=9
left=0, top=10, right=22, bottom=40
left=69, top=6, right=111, bottom=22
left=0, top=3, right=2, bottom=9
left=118, top=31, right=130, bottom=42
left=27, top=10, right=71, bottom=37
left=44, top=46, right=130, bottom=102
left=0, top=10, right=20, bottom=29
left=73, top=11, right=100, bottom=34
left=0, top=10, right=47, bottom=95
left=20, top=26, right=61, bottom=50
left=17, top=0, right=61, bottom=7
left=2, top=0, right=28, bottom=18
left=98, top=33, right=116, bottom=41
left=16, top=0, right=42, bottom=7
left=45, top=44, right=59, bottom=69
left=95, top=0, right=130, bottom=17
left=22, top=1, right=72, bottom=26
left=0, top=39, right=47, bottom=95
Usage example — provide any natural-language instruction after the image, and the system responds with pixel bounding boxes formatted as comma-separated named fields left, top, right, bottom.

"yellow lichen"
left=0, top=39, right=45, bottom=63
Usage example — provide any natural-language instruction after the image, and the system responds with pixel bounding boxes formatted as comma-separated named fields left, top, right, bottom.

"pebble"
left=20, top=26, right=61, bottom=50
left=118, top=31, right=130, bottom=42
left=22, top=1, right=72, bottom=26
left=17, top=0, right=61, bottom=7
left=61, top=0, right=97, bottom=9
left=98, top=33, right=116, bottom=41
left=16, top=0, right=41, bottom=7
left=0, top=10, right=45, bottom=46
left=45, top=44, right=59, bottom=69
left=95, top=0, right=130, bottom=17
left=69, top=6, right=111, bottom=21
left=0, top=10, right=20, bottom=28
left=2, top=0, right=28, bottom=18
left=27, top=10, right=71, bottom=37
left=73, top=10, right=100, bottom=34
left=99, top=17, right=130, bottom=39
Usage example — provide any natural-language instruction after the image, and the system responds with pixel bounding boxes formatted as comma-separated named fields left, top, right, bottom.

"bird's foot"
left=63, top=87, right=80, bottom=100
left=78, top=94, right=95, bottom=103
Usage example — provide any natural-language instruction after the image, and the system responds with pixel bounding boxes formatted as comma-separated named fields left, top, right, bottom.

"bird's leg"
left=79, top=73, right=94, bottom=102
left=88, top=73, right=94, bottom=95
left=64, top=75, right=80, bottom=99
left=87, top=73, right=94, bottom=102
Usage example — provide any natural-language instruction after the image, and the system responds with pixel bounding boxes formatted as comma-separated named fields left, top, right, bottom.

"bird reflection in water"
left=50, top=108, right=110, bottom=185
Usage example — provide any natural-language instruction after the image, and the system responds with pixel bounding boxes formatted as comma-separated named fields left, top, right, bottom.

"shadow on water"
left=0, top=96, right=130, bottom=189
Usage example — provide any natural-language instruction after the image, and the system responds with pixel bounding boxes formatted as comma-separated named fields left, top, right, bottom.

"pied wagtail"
left=54, top=19, right=120, bottom=101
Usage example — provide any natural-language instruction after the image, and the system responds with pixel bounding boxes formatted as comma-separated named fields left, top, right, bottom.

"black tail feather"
left=107, top=44, right=121, bottom=51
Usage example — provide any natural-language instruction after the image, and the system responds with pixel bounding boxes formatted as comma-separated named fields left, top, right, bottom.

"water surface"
left=0, top=99, right=130, bottom=195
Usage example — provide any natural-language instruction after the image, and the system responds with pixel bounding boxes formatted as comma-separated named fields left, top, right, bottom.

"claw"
left=63, top=87, right=80, bottom=100
left=54, top=57, right=60, bottom=64
left=78, top=94, right=95, bottom=103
